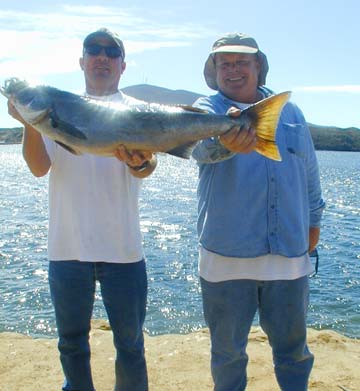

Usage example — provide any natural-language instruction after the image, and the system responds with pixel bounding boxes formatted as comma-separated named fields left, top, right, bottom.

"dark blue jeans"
left=201, top=276, right=314, bottom=391
left=49, top=260, right=148, bottom=391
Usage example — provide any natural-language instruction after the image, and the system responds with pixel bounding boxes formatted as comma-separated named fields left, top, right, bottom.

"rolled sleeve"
left=192, top=96, right=235, bottom=164
left=301, top=113, right=326, bottom=227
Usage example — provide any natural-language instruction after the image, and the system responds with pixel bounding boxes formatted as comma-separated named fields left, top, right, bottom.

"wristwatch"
left=127, top=160, right=150, bottom=172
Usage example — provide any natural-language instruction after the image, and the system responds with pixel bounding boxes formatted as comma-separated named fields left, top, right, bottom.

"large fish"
left=1, top=78, right=290, bottom=161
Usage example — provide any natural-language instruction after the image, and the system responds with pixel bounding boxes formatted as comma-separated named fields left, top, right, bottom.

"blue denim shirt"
left=192, top=88, right=325, bottom=258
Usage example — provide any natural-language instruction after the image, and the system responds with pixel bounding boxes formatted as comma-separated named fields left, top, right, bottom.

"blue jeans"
left=49, top=260, right=148, bottom=391
left=200, top=276, right=314, bottom=391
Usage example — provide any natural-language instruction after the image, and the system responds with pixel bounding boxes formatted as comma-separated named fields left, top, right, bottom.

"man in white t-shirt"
left=8, top=28, right=157, bottom=391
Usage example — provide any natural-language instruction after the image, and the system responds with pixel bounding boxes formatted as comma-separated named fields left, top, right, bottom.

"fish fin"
left=246, top=91, right=291, bottom=161
left=0, top=86, right=7, bottom=98
left=55, top=140, right=82, bottom=155
left=49, top=111, right=88, bottom=140
left=177, top=105, right=209, bottom=114
left=166, top=141, right=198, bottom=159
left=255, top=138, right=281, bottom=161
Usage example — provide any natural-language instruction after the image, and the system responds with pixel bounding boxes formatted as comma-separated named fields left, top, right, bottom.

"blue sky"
left=0, top=0, right=359, bottom=128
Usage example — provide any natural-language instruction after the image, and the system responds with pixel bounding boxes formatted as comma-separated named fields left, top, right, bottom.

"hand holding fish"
left=114, top=145, right=153, bottom=166
left=7, top=99, right=27, bottom=125
left=114, top=145, right=157, bottom=178
left=6, top=97, right=51, bottom=177
left=219, top=107, right=257, bottom=154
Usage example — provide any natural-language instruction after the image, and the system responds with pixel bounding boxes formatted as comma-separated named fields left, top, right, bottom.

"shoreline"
left=1, top=320, right=359, bottom=391
left=1, top=141, right=360, bottom=152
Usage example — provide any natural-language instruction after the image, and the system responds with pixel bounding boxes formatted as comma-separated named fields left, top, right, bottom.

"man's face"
left=214, top=52, right=260, bottom=103
left=80, top=37, right=126, bottom=95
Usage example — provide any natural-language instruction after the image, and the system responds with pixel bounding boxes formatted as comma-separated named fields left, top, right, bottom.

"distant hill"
left=0, top=127, right=23, bottom=144
left=122, top=84, right=203, bottom=105
left=1, top=84, right=359, bottom=151
left=308, top=124, right=360, bottom=152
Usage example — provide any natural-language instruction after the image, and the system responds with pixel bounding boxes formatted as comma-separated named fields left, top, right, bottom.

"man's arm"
left=290, top=104, right=324, bottom=253
left=8, top=100, right=51, bottom=177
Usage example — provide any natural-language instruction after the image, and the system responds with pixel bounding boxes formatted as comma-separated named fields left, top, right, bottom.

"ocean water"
left=0, top=145, right=359, bottom=338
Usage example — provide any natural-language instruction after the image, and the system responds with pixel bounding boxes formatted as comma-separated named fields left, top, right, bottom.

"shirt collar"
left=84, top=90, right=122, bottom=101
left=217, top=86, right=272, bottom=109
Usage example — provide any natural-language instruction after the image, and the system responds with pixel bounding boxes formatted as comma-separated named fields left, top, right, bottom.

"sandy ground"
left=0, top=320, right=358, bottom=391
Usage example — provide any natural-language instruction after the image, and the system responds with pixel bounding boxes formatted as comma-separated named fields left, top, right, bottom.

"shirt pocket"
left=283, top=123, right=306, bottom=159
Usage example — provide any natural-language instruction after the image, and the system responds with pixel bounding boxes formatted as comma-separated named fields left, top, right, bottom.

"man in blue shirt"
left=192, top=33, right=325, bottom=391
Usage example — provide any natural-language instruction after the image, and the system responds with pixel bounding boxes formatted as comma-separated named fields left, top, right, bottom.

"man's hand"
left=114, top=145, right=157, bottom=178
left=7, top=98, right=51, bottom=177
left=219, top=107, right=257, bottom=154
left=114, top=145, right=152, bottom=167
left=7, top=99, right=27, bottom=125
left=309, top=226, right=320, bottom=253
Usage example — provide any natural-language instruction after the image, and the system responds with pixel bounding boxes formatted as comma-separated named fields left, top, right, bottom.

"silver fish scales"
left=1, top=78, right=290, bottom=160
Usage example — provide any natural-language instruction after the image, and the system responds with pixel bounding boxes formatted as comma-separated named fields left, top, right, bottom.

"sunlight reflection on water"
left=0, top=146, right=359, bottom=337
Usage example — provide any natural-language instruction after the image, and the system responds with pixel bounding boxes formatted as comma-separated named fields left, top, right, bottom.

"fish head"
left=1, top=77, right=29, bottom=97
left=1, top=77, right=51, bottom=124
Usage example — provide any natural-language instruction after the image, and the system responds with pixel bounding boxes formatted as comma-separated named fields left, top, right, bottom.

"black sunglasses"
left=84, top=44, right=123, bottom=59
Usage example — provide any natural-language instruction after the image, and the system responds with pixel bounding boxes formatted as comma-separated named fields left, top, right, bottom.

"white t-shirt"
left=44, top=91, right=145, bottom=263
left=199, top=247, right=314, bottom=282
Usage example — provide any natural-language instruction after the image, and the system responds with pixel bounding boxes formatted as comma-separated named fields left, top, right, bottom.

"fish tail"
left=247, top=91, right=291, bottom=161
